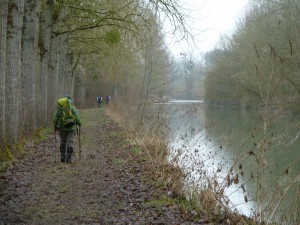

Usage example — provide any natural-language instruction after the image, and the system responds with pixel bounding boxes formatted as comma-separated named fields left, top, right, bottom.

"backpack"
left=57, top=97, right=76, bottom=129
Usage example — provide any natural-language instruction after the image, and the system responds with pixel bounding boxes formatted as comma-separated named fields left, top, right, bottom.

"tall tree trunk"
left=5, top=0, right=24, bottom=143
left=48, top=34, right=60, bottom=111
left=59, top=44, right=73, bottom=96
left=74, top=64, right=86, bottom=108
left=55, top=34, right=73, bottom=98
left=0, top=0, right=8, bottom=147
left=49, top=5, right=73, bottom=106
left=58, top=34, right=68, bottom=95
left=20, top=0, right=40, bottom=134
left=39, top=0, right=53, bottom=125
left=48, top=7, right=68, bottom=113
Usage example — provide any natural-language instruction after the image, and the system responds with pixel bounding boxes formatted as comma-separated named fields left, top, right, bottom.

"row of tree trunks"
left=0, top=0, right=85, bottom=149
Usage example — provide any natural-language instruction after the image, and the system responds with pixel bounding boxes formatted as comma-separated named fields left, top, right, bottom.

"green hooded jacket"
left=53, top=97, right=82, bottom=131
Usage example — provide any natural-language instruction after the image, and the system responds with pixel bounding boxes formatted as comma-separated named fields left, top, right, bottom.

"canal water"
left=154, top=100, right=300, bottom=217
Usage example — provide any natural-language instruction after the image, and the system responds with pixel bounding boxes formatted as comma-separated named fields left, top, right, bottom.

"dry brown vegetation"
left=107, top=98, right=300, bottom=225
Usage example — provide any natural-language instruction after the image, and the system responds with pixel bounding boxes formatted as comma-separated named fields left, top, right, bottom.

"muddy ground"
left=0, top=108, right=216, bottom=225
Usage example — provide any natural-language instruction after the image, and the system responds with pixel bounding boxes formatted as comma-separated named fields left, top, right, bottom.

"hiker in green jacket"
left=53, top=95, right=82, bottom=163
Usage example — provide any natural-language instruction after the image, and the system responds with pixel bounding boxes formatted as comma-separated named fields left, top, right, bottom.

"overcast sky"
left=166, top=0, right=249, bottom=58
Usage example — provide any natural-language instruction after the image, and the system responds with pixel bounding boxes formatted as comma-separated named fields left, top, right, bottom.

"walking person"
left=97, top=96, right=103, bottom=107
left=53, top=95, right=82, bottom=163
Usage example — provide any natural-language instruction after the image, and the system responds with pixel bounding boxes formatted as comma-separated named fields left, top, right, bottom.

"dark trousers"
left=59, top=130, right=75, bottom=162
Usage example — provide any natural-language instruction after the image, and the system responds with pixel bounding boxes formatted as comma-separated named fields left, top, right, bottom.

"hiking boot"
left=66, top=146, right=73, bottom=163
left=60, top=143, right=66, bottom=162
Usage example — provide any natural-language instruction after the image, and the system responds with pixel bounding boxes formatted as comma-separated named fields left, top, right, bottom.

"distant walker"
left=106, top=95, right=111, bottom=105
left=97, top=96, right=103, bottom=107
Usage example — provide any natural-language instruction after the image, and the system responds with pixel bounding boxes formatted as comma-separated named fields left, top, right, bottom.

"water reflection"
left=162, top=103, right=300, bottom=218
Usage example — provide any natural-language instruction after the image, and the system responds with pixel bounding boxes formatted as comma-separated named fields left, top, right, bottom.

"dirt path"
left=0, top=108, right=202, bottom=225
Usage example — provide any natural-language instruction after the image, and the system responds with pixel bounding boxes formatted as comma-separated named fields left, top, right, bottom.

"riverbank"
left=0, top=108, right=248, bottom=224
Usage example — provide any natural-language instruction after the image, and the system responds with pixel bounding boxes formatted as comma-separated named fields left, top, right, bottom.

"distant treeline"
left=203, top=0, right=300, bottom=112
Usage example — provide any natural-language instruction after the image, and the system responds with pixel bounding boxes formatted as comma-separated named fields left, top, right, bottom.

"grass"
left=113, top=157, right=126, bottom=166
left=145, top=196, right=176, bottom=207
left=34, top=127, right=52, bottom=141
left=1, top=125, right=54, bottom=172
left=131, top=146, right=141, bottom=156
left=0, top=138, right=27, bottom=172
